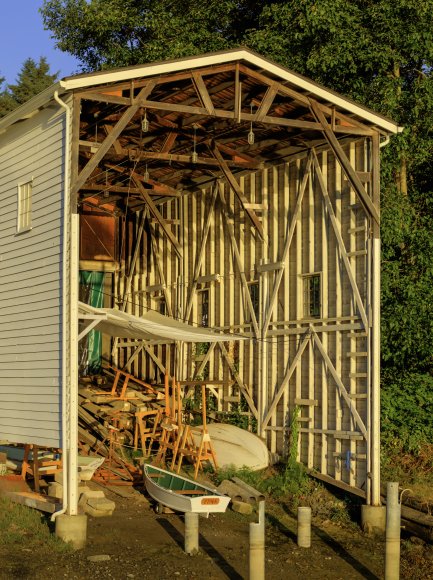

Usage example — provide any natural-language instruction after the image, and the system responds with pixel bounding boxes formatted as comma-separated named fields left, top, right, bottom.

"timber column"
left=361, top=132, right=386, bottom=534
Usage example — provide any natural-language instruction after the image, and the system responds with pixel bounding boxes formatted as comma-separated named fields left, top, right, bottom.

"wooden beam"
left=310, top=327, right=367, bottom=438
left=309, top=99, right=380, bottom=223
left=184, top=183, right=219, bottom=321
left=77, top=91, right=130, bottom=106
left=72, top=81, right=156, bottom=196
left=262, top=152, right=313, bottom=334
left=149, top=224, right=173, bottom=317
left=192, top=72, right=215, bottom=115
left=131, top=174, right=183, bottom=259
left=128, top=149, right=260, bottom=169
left=262, top=330, right=311, bottom=429
left=218, top=184, right=260, bottom=338
left=312, top=149, right=369, bottom=330
left=255, top=83, right=278, bottom=122
left=234, top=64, right=241, bottom=123
left=211, top=143, right=264, bottom=240
left=160, top=131, right=178, bottom=153
left=218, top=342, right=258, bottom=419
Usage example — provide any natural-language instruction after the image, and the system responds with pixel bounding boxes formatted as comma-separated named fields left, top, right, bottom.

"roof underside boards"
left=67, top=50, right=398, bottom=224
left=78, top=302, right=243, bottom=343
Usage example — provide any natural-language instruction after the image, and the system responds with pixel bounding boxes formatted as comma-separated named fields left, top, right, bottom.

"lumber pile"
left=78, top=366, right=218, bottom=482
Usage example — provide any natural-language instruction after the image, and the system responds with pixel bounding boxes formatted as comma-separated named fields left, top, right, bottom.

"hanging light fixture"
left=248, top=103, right=255, bottom=145
left=192, top=124, right=198, bottom=163
left=141, top=109, right=149, bottom=133
left=143, top=163, right=150, bottom=181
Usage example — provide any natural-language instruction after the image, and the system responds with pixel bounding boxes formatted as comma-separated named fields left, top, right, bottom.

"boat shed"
left=0, top=48, right=400, bottom=518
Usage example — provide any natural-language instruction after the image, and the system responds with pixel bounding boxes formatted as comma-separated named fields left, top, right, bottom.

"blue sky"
left=1, top=1, right=80, bottom=85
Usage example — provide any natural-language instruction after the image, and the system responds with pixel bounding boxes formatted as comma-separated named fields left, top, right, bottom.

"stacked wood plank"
left=78, top=367, right=219, bottom=482
left=78, top=367, right=166, bottom=483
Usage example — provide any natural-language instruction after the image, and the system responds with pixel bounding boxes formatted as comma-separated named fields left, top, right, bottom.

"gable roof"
left=0, top=48, right=400, bottom=135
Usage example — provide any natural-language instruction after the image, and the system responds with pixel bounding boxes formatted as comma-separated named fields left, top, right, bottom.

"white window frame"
left=17, top=179, right=33, bottom=234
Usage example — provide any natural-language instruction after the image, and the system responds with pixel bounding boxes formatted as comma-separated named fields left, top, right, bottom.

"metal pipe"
left=51, top=90, right=71, bottom=521
left=297, top=506, right=312, bottom=548
left=249, top=500, right=265, bottom=580
left=184, top=512, right=199, bottom=555
left=385, top=482, right=401, bottom=580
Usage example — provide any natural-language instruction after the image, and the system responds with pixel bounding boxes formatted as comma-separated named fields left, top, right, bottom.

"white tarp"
left=78, top=301, right=240, bottom=344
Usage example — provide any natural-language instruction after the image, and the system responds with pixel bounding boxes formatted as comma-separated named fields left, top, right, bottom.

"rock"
left=86, top=497, right=116, bottom=511
left=231, top=500, right=253, bottom=515
left=87, top=555, right=111, bottom=562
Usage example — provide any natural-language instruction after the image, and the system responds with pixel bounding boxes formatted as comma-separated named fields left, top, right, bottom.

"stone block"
left=231, top=500, right=253, bottom=515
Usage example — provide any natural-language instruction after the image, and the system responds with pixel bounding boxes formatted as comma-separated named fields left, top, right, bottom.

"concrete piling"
left=249, top=500, right=265, bottom=580
left=297, top=506, right=311, bottom=548
left=184, top=511, right=199, bottom=555
left=385, top=482, right=401, bottom=580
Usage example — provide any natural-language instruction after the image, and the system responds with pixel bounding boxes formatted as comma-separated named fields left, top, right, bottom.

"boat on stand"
left=143, top=464, right=230, bottom=514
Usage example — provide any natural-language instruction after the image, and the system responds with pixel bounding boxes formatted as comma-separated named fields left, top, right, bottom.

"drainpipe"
left=51, top=91, right=71, bottom=520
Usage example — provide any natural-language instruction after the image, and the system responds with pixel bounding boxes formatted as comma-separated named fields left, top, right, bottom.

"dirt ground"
left=1, top=480, right=433, bottom=580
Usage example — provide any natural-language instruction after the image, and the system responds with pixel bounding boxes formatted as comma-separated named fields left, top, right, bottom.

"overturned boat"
left=143, top=464, right=230, bottom=514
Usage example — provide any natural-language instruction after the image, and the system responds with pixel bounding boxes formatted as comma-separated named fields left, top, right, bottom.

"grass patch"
left=0, top=497, right=71, bottom=552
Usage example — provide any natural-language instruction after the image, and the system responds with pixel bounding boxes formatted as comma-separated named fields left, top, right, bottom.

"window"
left=303, top=274, right=321, bottom=318
left=248, top=282, right=260, bottom=322
left=198, top=289, right=209, bottom=327
left=152, top=296, right=166, bottom=316
left=158, top=298, right=167, bottom=316
left=17, top=180, right=33, bottom=233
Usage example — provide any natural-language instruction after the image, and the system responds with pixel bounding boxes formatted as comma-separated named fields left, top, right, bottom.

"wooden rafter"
left=192, top=72, right=215, bottom=115
left=131, top=173, right=183, bottom=259
left=255, top=83, right=279, bottom=122
left=309, top=99, right=380, bottom=224
left=211, top=143, right=264, bottom=240
left=72, top=81, right=156, bottom=196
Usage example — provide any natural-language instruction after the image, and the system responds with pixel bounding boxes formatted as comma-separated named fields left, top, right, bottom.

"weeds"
left=0, top=497, right=70, bottom=552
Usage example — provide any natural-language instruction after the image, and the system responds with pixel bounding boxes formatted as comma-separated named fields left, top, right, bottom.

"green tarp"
left=79, top=271, right=104, bottom=374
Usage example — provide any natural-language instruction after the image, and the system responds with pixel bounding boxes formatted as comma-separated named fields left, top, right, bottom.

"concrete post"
left=385, top=482, right=401, bottom=580
left=55, top=514, right=87, bottom=550
left=297, top=506, right=311, bottom=548
left=184, top=512, right=199, bottom=555
left=249, top=500, right=265, bottom=580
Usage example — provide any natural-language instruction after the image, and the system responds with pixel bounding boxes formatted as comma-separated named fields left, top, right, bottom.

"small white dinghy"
left=143, top=464, right=230, bottom=514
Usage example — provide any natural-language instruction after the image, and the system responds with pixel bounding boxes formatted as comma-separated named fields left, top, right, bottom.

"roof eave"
left=0, top=82, right=65, bottom=135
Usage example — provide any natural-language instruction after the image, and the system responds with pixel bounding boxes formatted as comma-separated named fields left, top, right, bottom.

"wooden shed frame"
left=0, top=48, right=401, bottom=517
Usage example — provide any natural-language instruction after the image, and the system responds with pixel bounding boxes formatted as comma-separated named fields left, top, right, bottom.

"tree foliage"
left=0, top=57, right=58, bottom=118
left=41, top=0, right=265, bottom=70
left=41, top=0, right=433, bottom=449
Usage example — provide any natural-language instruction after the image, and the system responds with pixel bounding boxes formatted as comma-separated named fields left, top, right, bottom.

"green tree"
left=41, top=0, right=433, bottom=451
left=0, top=57, right=58, bottom=118
left=41, top=0, right=266, bottom=71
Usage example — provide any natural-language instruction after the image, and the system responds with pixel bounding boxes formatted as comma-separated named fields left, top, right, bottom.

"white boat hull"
left=144, top=465, right=230, bottom=514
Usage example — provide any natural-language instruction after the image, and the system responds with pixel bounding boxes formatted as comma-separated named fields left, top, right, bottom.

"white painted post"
left=249, top=500, right=265, bottom=580
left=370, top=132, right=381, bottom=507
left=385, top=482, right=401, bottom=580
left=184, top=512, right=199, bottom=555
left=68, top=210, right=79, bottom=516
left=297, top=506, right=312, bottom=548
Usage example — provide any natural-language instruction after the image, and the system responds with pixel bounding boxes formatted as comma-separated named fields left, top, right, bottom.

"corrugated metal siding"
left=0, top=104, right=67, bottom=446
